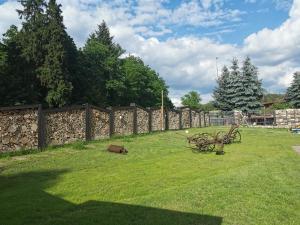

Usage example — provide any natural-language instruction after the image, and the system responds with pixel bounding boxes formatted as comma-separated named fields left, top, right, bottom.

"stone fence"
left=274, top=109, right=300, bottom=127
left=0, top=104, right=211, bottom=152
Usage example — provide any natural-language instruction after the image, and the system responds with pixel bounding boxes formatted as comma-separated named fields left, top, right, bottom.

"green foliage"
left=121, top=56, right=173, bottom=108
left=213, top=57, right=263, bottom=114
left=213, top=66, right=234, bottom=111
left=286, top=72, right=300, bottom=108
left=181, top=91, right=202, bottom=109
left=201, top=101, right=216, bottom=112
left=263, top=93, right=285, bottom=103
left=0, top=3, right=173, bottom=108
left=38, top=0, right=76, bottom=107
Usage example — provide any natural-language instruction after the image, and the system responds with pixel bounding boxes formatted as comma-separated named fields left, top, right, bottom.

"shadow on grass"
left=0, top=170, right=222, bottom=225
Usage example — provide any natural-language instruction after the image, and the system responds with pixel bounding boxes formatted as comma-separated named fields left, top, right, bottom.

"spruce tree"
left=213, top=66, right=233, bottom=111
left=17, top=0, right=47, bottom=67
left=79, top=21, right=126, bottom=106
left=228, top=58, right=243, bottom=110
left=236, top=57, right=263, bottom=114
left=286, top=72, right=300, bottom=108
left=38, top=0, right=76, bottom=107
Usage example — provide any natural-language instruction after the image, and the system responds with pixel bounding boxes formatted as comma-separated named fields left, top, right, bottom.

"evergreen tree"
left=17, top=0, right=47, bottom=67
left=77, top=21, right=126, bottom=106
left=229, top=58, right=243, bottom=110
left=0, top=25, right=43, bottom=106
left=236, top=56, right=263, bottom=114
left=213, top=66, right=233, bottom=111
left=286, top=72, right=300, bottom=108
left=39, top=0, right=76, bottom=107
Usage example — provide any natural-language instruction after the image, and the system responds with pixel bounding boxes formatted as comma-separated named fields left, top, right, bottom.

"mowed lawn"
left=0, top=127, right=300, bottom=225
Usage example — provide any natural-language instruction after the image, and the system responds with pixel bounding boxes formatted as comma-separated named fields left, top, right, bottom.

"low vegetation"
left=0, top=127, right=300, bottom=225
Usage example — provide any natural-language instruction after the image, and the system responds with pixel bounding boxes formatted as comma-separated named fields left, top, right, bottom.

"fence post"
left=130, top=103, right=138, bottom=134
left=147, top=107, right=152, bottom=132
left=85, top=103, right=92, bottom=141
left=107, top=107, right=114, bottom=137
left=208, top=113, right=211, bottom=126
left=37, top=104, right=46, bottom=150
left=189, top=108, right=192, bottom=128
left=179, top=109, right=183, bottom=130
left=165, top=109, right=169, bottom=130
left=199, top=111, right=202, bottom=127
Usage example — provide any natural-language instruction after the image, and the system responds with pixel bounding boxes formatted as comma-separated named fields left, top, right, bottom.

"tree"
left=181, top=91, right=202, bottom=109
left=213, top=66, right=234, bottom=111
left=38, top=0, right=77, bottom=107
left=286, top=72, right=300, bottom=108
left=76, top=21, right=126, bottom=106
left=201, top=101, right=216, bottom=112
left=235, top=56, right=263, bottom=114
left=0, top=25, right=43, bottom=106
left=121, top=56, right=173, bottom=108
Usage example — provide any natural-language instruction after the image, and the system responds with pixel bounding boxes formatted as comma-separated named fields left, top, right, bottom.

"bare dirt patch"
left=292, top=146, right=300, bottom=154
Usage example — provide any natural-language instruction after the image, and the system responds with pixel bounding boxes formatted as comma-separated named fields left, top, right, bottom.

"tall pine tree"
left=236, top=57, right=263, bottom=114
left=77, top=21, right=126, bottom=106
left=39, top=0, right=77, bottom=107
left=286, top=72, right=300, bottom=108
left=213, top=65, right=233, bottom=111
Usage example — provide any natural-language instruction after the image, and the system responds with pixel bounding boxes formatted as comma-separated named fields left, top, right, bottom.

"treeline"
left=0, top=0, right=172, bottom=108
left=213, top=57, right=263, bottom=114
left=213, top=57, right=300, bottom=113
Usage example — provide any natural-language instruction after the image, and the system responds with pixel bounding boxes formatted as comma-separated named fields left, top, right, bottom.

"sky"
left=0, top=0, right=299, bottom=106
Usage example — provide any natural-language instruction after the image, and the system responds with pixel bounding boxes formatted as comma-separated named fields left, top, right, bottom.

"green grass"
left=0, top=127, right=300, bottom=225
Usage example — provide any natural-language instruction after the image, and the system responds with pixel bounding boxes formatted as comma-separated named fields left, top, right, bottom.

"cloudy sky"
left=0, top=0, right=299, bottom=105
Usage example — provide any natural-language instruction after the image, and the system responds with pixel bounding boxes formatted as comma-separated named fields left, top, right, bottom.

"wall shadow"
left=0, top=170, right=222, bottom=225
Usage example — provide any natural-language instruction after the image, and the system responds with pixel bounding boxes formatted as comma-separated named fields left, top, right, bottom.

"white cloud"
left=0, top=1, right=20, bottom=33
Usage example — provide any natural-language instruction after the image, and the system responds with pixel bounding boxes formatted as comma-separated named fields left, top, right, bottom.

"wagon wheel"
left=195, top=133, right=215, bottom=152
left=216, top=131, right=231, bottom=144
left=231, top=130, right=241, bottom=143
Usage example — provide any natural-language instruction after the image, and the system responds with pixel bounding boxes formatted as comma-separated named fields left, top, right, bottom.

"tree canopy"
left=213, top=56, right=263, bottom=114
left=181, top=91, right=202, bottom=109
left=0, top=1, right=172, bottom=108
left=286, top=72, right=300, bottom=108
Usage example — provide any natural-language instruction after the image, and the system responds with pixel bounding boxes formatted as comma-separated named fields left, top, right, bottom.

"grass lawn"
left=0, top=127, right=300, bottom=225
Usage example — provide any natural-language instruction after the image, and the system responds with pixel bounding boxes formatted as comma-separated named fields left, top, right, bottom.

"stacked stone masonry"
left=168, top=111, right=180, bottom=130
left=181, top=108, right=191, bottom=129
left=275, top=109, right=300, bottom=127
left=0, top=108, right=38, bottom=152
left=91, top=109, right=110, bottom=139
left=191, top=110, right=200, bottom=128
left=151, top=109, right=165, bottom=131
left=45, top=109, right=86, bottom=146
left=113, top=109, right=134, bottom=135
left=137, top=108, right=149, bottom=134
left=0, top=104, right=212, bottom=152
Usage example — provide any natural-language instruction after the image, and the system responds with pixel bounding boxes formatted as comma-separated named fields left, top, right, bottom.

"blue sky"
left=0, top=0, right=299, bottom=105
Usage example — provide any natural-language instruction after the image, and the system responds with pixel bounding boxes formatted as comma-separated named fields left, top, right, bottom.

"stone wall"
left=191, top=110, right=200, bottom=128
left=275, top=109, right=300, bottom=127
left=168, top=110, right=180, bottom=130
left=151, top=108, right=165, bottom=131
left=181, top=108, right=191, bottom=129
left=113, top=109, right=134, bottom=135
left=0, top=107, right=39, bottom=152
left=91, top=108, right=110, bottom=139
left=0, top=104, right=214, bottom=152
left=137, top=107, right=149, bottom=134
left=45, top=109, right=86, bottom=146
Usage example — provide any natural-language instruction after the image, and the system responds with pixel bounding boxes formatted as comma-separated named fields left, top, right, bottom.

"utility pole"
left=161, top=90, right=164, bottom=131
left=216, top=57, right=219, bottom=78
